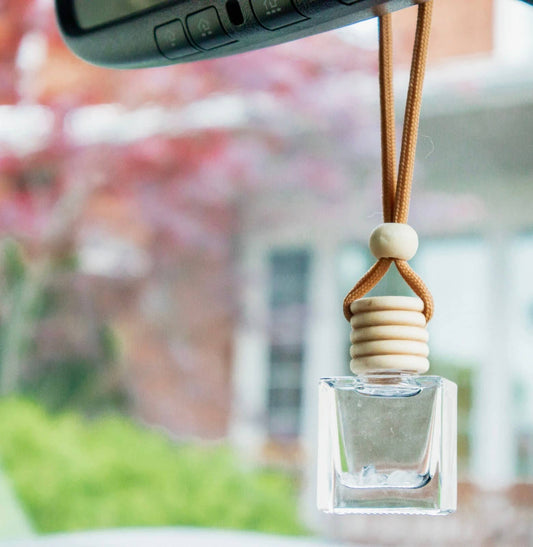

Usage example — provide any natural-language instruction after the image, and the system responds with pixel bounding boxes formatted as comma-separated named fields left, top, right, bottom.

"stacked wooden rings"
left=350, top=296, right=429, bottom=374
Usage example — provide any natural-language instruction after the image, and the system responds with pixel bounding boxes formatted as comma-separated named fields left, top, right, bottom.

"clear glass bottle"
left=317, top=373, right=457, bottom=515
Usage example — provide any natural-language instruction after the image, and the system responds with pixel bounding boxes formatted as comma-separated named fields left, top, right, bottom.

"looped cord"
left=343, top=1, right=435, bottom=323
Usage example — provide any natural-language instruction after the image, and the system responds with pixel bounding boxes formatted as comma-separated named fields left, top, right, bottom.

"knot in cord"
left=343, top=2, right=435, bottom=323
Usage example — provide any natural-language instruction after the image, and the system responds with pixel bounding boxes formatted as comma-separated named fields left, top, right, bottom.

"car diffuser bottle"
left=317, top=2, right=457, bottom=516
left=317, top=297, right=457, bottom=515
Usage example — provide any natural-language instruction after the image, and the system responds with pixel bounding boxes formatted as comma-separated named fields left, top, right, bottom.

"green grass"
left=0, top=398, right=305, bottom=535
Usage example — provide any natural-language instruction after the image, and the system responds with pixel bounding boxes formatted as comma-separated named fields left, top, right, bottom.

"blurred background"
left=0, top=0, right=532, bottom=544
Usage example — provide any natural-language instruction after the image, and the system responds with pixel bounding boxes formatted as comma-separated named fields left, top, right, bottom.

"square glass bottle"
left=317, top=374, right=457, bottom=515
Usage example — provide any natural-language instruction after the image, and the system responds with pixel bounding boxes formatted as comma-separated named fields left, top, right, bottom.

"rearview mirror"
left=55, top=0, right=425, bottom=69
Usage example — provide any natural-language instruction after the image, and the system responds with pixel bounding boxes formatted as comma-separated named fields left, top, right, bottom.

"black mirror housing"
left=56, top=0, right=424, bottom=69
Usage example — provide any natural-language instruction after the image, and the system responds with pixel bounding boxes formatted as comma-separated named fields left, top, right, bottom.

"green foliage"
left=0, top=399, right=305, bottom=535
left=0, top=239, right=49, bottom=320
left=0, top=238, right=126, bottom=413
left=1, top=239, right=26, bottom=289
left=19, top=356, right=128, bottom=415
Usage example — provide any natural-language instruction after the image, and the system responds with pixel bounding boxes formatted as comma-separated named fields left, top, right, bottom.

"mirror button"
left=250, top=0, right=307, bottom=30
left=155, top=20, right=198, bottom=60
left=187, top=7, right=236, bottom=50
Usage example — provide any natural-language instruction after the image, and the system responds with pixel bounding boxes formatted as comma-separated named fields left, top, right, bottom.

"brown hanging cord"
left=343, top=1, right=435, bottom=323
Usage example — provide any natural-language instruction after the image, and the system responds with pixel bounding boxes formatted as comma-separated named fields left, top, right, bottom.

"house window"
left=267, top=250, right=310, bottom=439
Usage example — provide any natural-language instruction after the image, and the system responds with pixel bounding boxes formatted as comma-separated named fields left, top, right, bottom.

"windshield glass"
left=0, top=0, right=532, bottom=544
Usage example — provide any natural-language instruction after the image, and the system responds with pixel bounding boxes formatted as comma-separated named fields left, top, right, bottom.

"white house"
left=230, top=0, right=533, bottom=539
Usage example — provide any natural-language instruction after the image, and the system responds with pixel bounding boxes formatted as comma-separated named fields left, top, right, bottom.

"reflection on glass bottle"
left=317, top=374, right=457, bottom=515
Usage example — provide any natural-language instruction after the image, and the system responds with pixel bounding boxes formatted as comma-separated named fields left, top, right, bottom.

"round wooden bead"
left=350, top=296, right=423, bottom=315
left=350, top=325, right=429, bottom=344
left=351, top=355, right=430, bottom=374
left=350, top=309, right=426, bottom=329
left=369, top=223, right=419, bottom=260
left=350, top=340, right=429, bottom=358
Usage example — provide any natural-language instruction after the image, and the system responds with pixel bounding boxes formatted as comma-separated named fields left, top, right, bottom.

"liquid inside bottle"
left=317, top=374, right=457, bottom=515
